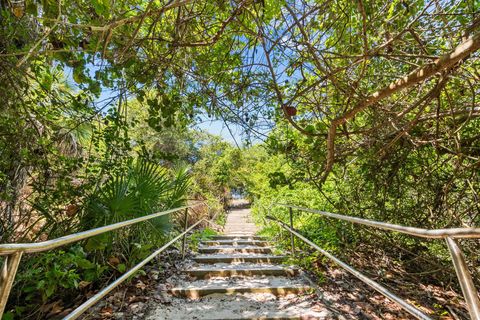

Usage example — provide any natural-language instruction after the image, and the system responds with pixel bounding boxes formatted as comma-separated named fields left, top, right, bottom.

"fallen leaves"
left=76, top=249, right=183, bottom=319
left=135, top=280, right=147, bottom=290
left=108, top=256, right=121, bottom=266
left=99, top=306, right=113, bottom=318
left=42, top=300, right=64, bottom=318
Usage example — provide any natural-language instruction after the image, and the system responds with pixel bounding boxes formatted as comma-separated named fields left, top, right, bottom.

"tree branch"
left=322, top=31, right=480, bottom=182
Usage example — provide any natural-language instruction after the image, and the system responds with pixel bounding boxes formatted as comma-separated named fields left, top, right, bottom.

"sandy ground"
left=145, top=292, right=334, bottom=320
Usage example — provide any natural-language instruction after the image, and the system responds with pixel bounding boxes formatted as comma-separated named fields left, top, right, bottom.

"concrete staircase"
left=146, top=204, right=331, bottom=319
left=171, top=235, right=310, bottom=300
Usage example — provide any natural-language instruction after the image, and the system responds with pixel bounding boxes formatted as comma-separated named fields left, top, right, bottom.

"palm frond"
left=166, top=164, right=191, bottom=208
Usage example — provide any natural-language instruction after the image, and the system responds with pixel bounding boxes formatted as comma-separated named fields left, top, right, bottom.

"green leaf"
left=72, top=66, right=86, bottom=84
left=26, top=2, right=38, bottom=15
left=45, top=284, right=56, bottom=298
left=42, top=73, right=53, bottom=91
left=92, top=0, right=110, bottom=16
left=77, top=259, right=95, bottom=269
left=85, top=234, right=108, bottom=251
left=117, top=263, right=126, bottom=273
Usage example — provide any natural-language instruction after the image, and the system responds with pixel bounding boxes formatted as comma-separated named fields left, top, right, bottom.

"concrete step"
left=193, top=254, right=286, bottom=264
left=198, top=245, right=273, bottom=254
left=169, top=285, right=311, bottom=298
left=184, top=266, right=298, bottom=278
left=224, top=231, right=258, bottom=235
left=146, top=291, right=331, bottom=319
left=211, top=235, right=267, bottom=240
left=202, top=240, right=270, bottom=247
left=203, top=315, right=327, bottom=320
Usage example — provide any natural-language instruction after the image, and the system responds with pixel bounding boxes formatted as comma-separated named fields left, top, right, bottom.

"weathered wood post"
left=0, top=252, right=22, bottom=318
left=181, top=208, right=189, bottom=259
left=445, top=237, right=480, bottom=320
left=289, top=207, right=295, bottom=255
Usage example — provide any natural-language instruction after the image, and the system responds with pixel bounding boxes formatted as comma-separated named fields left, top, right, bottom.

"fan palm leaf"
left=82, top=157, right=191, bottom=253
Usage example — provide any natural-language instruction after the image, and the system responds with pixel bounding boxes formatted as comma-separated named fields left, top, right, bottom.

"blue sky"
left=196, top=119, right=247, bottom=146
left=67, top=66, right=248, bottom=146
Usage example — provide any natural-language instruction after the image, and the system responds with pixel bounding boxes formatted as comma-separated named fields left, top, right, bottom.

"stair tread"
left=171, top=275, right=307, bottom=289
left=195, top=254, right=284, bottom=258
left=187, top=265, right=293, bottom=271
left=193, top=256, right=286, bottom=264
left=202, top=240, right=270, bottom=246
left=199, top=245, right=273, bottom=249
left=169, top=285, right=311, bottom=298
left=170, top=284, right=310, bottom=291
left=146, top=291, right=330, bottom=320
left=198, top=248, right=273, bottom=251
left=211, top=235, right=267, bottom=240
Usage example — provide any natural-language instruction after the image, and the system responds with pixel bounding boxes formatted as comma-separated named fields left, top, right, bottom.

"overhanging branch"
left=321, top=31, right=480, bottom=182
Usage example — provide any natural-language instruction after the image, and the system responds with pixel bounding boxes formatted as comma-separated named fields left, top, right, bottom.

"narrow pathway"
left=222, top=201, right=258, bottom=236
left=146, top=202, right=332, bottom=319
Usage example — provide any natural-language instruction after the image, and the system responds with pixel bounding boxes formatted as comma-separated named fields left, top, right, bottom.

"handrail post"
left=289, top=207, right=295, bottom=255
left=181, top=207, right=189, bottom=258
left=445, top=237, right=480, bottom=320
left=0, top=252, right=22, bottom=318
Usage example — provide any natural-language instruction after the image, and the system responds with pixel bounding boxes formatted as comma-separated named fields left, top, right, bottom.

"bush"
left=11, top=245, right=106, bottom=317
